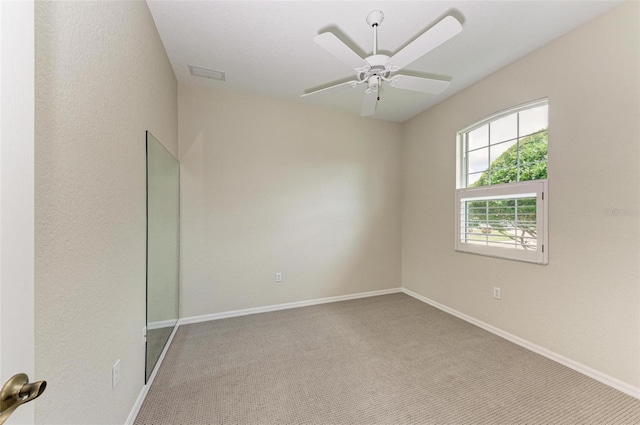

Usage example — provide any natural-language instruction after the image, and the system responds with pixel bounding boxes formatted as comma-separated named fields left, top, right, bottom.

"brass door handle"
left=0, top=374, right=46, bottom=425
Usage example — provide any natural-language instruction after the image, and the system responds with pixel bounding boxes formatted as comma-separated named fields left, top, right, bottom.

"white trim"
left=146, top=319, right=178, bottom=331
left=179, top=288, right=402, bottom=326
left=401, top=287, right=640, bottom=400
left=125, top=323, right=179, bottom=425
left=458, top=98, right=549, bottom=136
left=0, top=1, right=35, bottom=423
left=126, top=287, right=401, bottom=423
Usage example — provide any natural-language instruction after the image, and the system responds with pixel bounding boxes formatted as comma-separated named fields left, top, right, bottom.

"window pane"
left=519, top=160, right=548, bottom=182
left=490, top=138, right=517, bottom=165
left=459, top=195, right=538, bottom=251
left=490, top=114, right=517, bottom=145
left=467, top=172, right=485, bottom=187
left=468, top=125, right=488, bottom=151
left=489, top=166, right=517, bottom=185
left=519, top=104, right=548, bottom=136
left=467, top=147, right=488, bottom=175
left=459, top=100, right=548, bottom=193
left=518, top=130, right=547, bottom=182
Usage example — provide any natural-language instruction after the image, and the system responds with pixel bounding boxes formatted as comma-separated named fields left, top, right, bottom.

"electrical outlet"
left=275, top=272, right=282, bottom=283
left=112, top=359, right=121, bottom=388
left=493, top=287, right=502, bottom=300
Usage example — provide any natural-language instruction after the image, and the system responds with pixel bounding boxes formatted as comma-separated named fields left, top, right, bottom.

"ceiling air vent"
left=189, top=65, right=225, bottom=81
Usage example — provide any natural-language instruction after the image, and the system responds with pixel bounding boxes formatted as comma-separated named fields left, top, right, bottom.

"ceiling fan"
left=302, top=10, right=462, bottom=116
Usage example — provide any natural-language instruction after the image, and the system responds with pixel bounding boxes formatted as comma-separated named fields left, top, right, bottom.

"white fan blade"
left=389, top=75, right=449, bottom=94
left=387, top=16, right=462, bottom=71
left=301, top=81, right=360, bottom=98
left=360, top=88, right=378, bottom=116
left=314, top=33, right=370, bottom=71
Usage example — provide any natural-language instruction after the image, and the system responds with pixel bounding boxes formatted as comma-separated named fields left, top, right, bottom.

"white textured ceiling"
left=147, top=1, right=620, bottom=123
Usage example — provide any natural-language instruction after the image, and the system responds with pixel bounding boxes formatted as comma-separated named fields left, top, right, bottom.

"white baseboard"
left=125, top=322, right=180, bottom=425
left=401, top=287, right=640, bottom=400
left=179, top=287, right=403, bottom=326
left=147, top=319, right=178, bottom=330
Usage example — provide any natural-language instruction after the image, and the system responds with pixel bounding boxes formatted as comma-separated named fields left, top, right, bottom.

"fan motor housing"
left=359, top=54, right=391, bottom=81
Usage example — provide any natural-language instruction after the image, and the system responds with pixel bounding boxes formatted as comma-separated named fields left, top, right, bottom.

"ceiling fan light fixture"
left=189, top=65, right=225, bottom=81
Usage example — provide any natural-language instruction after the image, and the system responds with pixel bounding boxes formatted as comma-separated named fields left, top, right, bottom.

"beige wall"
left=35, top=2, right=177, bottom=424
left=402, top=1, right=639, bottom=389
left=179, top=84, right=402, bottom=317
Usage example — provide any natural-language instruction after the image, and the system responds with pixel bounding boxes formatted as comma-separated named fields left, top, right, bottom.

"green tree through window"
left=470, top=129, right=548, bottom=187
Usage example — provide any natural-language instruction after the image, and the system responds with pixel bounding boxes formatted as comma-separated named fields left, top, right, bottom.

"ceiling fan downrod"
left=366, top=10, right=384, bottom=55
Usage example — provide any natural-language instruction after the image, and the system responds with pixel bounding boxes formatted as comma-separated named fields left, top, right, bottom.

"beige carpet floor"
left=135, top=293, right=640, bottom=424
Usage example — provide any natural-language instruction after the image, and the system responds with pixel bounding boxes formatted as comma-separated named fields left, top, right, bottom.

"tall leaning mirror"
left=146, top=131, right=179, bottom=383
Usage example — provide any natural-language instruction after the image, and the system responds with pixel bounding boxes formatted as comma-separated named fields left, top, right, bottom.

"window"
left=455, top=99, right=548, bottom=264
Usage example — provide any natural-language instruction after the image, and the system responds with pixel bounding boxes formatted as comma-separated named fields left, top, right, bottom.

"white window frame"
left=455, top=99, right=549, bottom=264
left=456, top=98, right=548, bottom=189
left=455, top=180, right=548, bottom=264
